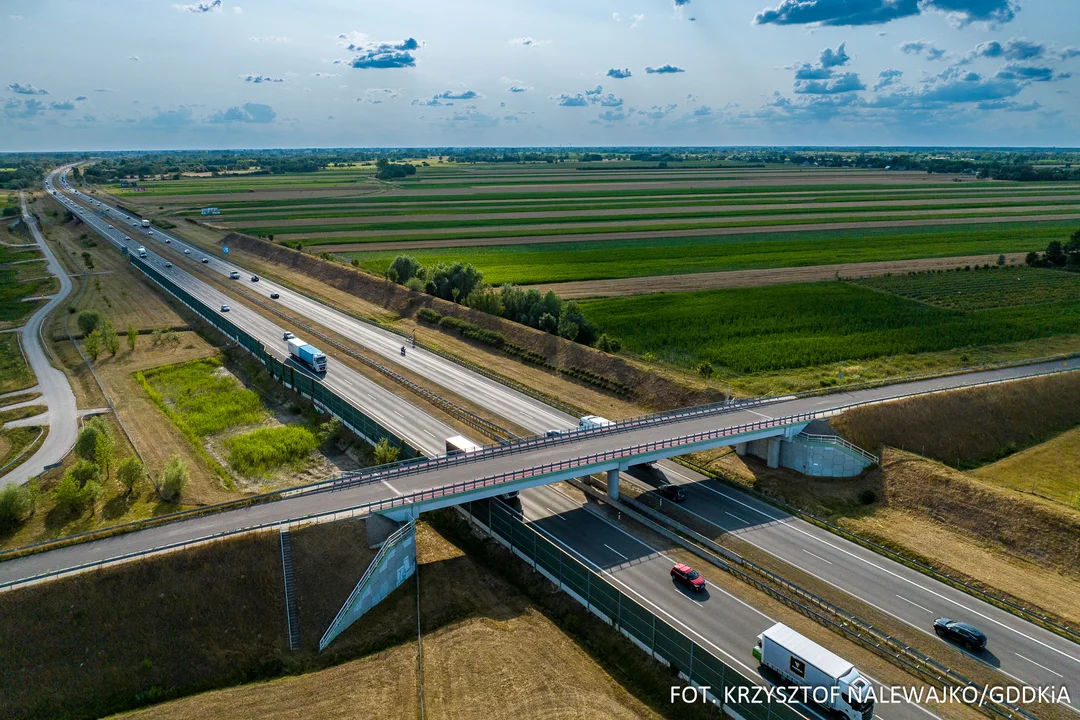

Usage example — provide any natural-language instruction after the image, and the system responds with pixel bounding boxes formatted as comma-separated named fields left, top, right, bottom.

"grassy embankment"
left=0, top=333, right=35, bottom=395
left=1, top=518, right=683, bottom=720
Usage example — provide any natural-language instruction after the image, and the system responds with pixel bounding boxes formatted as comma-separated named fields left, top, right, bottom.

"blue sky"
left=2, top=0, right=1078, bottom=149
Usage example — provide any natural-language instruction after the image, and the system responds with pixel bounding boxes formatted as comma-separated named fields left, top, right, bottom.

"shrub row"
left=564, top=367, right=631, bottom=397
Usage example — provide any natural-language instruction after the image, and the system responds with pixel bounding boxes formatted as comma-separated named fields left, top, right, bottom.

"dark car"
left=671, top=563, right=706, bottom=592
left=658, top=483, right=686, bottom=502
left=934, top=618, right=987, bottom=651
left=251, top=275, right=259, bottom=282
left=269, top=292, right=280, bottom=299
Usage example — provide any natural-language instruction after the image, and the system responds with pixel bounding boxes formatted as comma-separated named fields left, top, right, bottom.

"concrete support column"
left=606, top=468, right=620, bottom=502
left=367, top=513, right=404, bottom=548
left=766, top=437, right=781, bottom=469
left=734, top=442, right=748, bottom=457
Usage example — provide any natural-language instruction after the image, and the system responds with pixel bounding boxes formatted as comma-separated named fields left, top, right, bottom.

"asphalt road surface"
left=0, top=193, right=77, bottom=488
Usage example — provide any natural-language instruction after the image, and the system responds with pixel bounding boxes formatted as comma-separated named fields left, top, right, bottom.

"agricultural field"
left=580, top=267, right=1080, bottom=374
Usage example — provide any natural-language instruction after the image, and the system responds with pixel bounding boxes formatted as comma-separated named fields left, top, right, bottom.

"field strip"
left=224, top=200, right=1080, bottom=230
left=306, top=213, right=1080, bottom=252
left=518, top=253, right=1032, bottom=299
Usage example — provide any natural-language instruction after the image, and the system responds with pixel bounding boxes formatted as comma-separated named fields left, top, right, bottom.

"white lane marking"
left=545, top=507, right=568, bottom=521
left=529, top=488, right=938, bottom=720
left=726, top=511, right=749, bottom=524
left=801, top=549, right=833, bottom=565
left=677, top=591, right=704, bottom=608
left=380, top=481, right=403, bottom=497
left=693, top=481, right=1080, bottom=668
left=604, top=544, right=629, bottom=561
left=1015, top=653, right=1064, bottom=679
left=747, top=409, right=773, bottom=420
left=895, top=594, right=933, bottom=614
left=367, top=393, right=376, bottom=400
left=392, top=410, right=404, bottom=418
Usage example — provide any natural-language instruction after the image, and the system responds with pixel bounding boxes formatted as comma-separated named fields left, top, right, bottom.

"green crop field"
left=139, top=358, right=266, bottom=436
left=580, top=276, right=1080, bottom=374
left=851, top=266, right=1080, bottom=310
left=344, top=222, right=1078, bottom=285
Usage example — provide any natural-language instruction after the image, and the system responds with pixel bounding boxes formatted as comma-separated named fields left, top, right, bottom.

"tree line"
left=1026, top=229, right=1080, bottom=269
left=384, top=255, right=604, bottom=346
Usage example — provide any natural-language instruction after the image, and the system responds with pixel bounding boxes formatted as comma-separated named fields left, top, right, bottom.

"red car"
left=671, top=563, right=706, bottom=592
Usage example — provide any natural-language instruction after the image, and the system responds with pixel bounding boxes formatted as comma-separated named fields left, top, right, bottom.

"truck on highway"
left=754, top=623, right=874, bottom=720
left=137, top=247, right=147, bottom=258
left=141, top=219, right=151, bottom=228
left=579, top=415, right=614, bottom=430
left=446, top=435, right=517, bottom=499
left=287, top=337, right=327, bottom=373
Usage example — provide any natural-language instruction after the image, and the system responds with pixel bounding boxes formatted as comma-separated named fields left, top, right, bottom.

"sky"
left=2, top=0, right=1079, bottom=150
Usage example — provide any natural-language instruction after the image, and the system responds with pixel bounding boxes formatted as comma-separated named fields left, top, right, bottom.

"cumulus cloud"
left=312, top=72, right=339, bottom=78
left=793, top=43, right=856, bottom=82
left=174, top=0, right=222, bottom=13
left=819, top=42, right=850, bottom=67
left=506, top=85, right=531, bottom=92
left=3, top=98, right=46, bottom=118
left=874, top=69, right=903, bottom=90
left=127, top=55, right=140, bottom=61
left=901, top=40, right=947, bottom=60
left=595, top=92, right=624, bottom=107
left=596, top=109, right=629, bottom=123
left=1060, top=47, right=1080, bottom=60
left=970, top=38, right=1045, bottom=61
left=241, top=74, right=284, bottom=83
left=439, top=89, right=479, bottom=100
left=917, top=69, right=1021, bottom=103
left=206, top=102, right=276, bottom=123
left=630, top=13, right=645, bottom=27
left=607, top=68, right=632, bottom=79
left=645, top=64, right=685, bottom=74
left=795, top=71, right=866, bottom=94
left=753, top=0, right=1017, bottom=27
left=339, top=34, right=421, bottom=69
left=75, top=95, right=87, bottom=101
left=692, top=105, right=713, bottom=116
left=148, top=106, right=196, bottom=125
left=250, top=36, right=289, bottom=43
left=552, top=93, right=588, bottom=107
left=509, top=37, right=550, bottom=47
left=996, top=64, right=1071, bottom=82
left=8, top=83, right=49, bottom=95
left=50, top=100, right=77, bottom=111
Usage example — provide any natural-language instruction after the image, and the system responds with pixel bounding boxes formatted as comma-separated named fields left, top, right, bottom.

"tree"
left=1046, top=240, right=1067, bottom=267
left=996, top=254, right=1006, bottom=266
left=0, top=483, right=34, bottom=527
left=76, top=310, right=103, bottom=336
left=372, top=437, right=400, bottom=466
left=95, top=428, right=114, bottom=480
left=1025, top=251, right=1041, bottom=267
left=127, top=323, right=138, bottom=352
left=697, top=361, right=714, bottom=384
left=68, top=458, right=102, bottom=488
left=117, top=457, right=144, bottom=494
left=158, top=455, right=188, bottom=502
left=84, top=329, right=102, bottom=361
left=596, top=334, right=621, bottom=353
left=53, top=474, right=88, bottom=512
left=74, top=421, right=102, bottom=462
left=103, top=321, right=120, bottom=357
left=387, top=255, right=423, bottom=284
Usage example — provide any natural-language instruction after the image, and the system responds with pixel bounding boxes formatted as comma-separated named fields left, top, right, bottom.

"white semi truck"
left=755, top=624, right=874, bottom=720
left=578, top=415, right=614, bottom=430
left=446, top=435, right=517, bottom=499
left=141, top=219, right=151, bottom=228
left=287, top=337, right=327, bottom=373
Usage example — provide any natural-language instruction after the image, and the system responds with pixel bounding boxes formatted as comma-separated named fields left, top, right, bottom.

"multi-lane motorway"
left=36, top=169, right=1080, bottom=714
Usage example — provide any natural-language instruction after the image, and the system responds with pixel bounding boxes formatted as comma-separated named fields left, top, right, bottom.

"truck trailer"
left=287, top=337, right=327, bottom=373
left=141, top=219, right=151, bottom=228
left=754, top=623, right=874, bottom=720
left=446, top=435, right=517, bottom=499
left=578, top=415, right=614, bottom=430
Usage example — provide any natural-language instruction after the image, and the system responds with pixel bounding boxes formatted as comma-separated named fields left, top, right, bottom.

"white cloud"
left=250, top=36, right=290, bottom=43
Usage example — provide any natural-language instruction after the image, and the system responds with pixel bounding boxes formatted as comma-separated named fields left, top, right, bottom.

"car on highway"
left=270, top=292, right=280, bottom=299
left=283, top=331, right=294, bottom=340
left=164, top=262, right=172, bottom=268
left=933, top=618, right=986, bottom=651
left=657, top=484, right=686, bottom=502
left=229, top=271, right=241, bottom=279
left=670, top=563, right=706, bottom=592
left=147, top=230, right=154, bottom=236
left=220, top=304, right=230, bottom=313
left=251, top=275, right=259, bottom=282
left=201, top=257, right=209, bottom=263
left=184, top=249, right=190, bottom=254
left=165, top=238, right=171, bottom=244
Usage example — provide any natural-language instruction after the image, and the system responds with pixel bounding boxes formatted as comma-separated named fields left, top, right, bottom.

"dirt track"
left=311, top=214, right=1080, bottom=253
left=518, top=253, right=1033, bottom=298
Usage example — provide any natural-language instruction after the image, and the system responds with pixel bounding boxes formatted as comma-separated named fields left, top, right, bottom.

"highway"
left=44, top=170, right=1080, bottom=709
left=1, top=193, right=77, bottom=488
left=45, top=171, right=457, bottom=459
left=514, top=489, right=940, bottom=720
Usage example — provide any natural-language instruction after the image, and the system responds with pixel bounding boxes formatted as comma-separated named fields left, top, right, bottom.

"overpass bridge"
left=2, top=354, right=1077, bottom=591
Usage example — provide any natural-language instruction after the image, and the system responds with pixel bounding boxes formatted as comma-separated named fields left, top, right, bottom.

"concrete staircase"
left=279, top=530, right=301, bottom=650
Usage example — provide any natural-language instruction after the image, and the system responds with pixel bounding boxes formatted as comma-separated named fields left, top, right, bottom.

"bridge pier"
left=734, top=442, right=748, bottom=457
left=766, top=437, right=781, bottom=469
left=606, top=468, right=620, bottom=501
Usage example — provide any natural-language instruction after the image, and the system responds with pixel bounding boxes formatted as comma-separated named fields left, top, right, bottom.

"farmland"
left=580, top=268, right=1080, bottom=374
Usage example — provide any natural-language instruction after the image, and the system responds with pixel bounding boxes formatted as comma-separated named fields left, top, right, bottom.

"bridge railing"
left=795, top=433, right=879, bottom=464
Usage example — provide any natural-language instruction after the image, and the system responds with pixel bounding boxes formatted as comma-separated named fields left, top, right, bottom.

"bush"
left=595, top=334, right=622, bottom=354
left=84, top=329, right=102, bottom=361
left=858, top=489, right=878, bottom=505
left=0, top=483, right=34, bottom=527
left=372, top=437, right=400, bottom=465
left=76, top=310, right=103, bottom=336
left=158, top=455, right=189, bottom=502
left=68, top=458, right=102, bottom=488
left=225, top=426, right=319, bottom=475
left=416, top=308, right=443, bottom=324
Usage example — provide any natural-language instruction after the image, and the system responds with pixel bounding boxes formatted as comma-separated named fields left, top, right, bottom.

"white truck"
left=287, top=337, right=327, bottom=373
left=579, top=415, right=614, bottom=430
left=141, top=219, right=151, bottom=228
left=137, top=247, right=147, bottom=258
left=446, top=435, right=517, bottom=499
left=754, top=623, right=875, bottom=720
